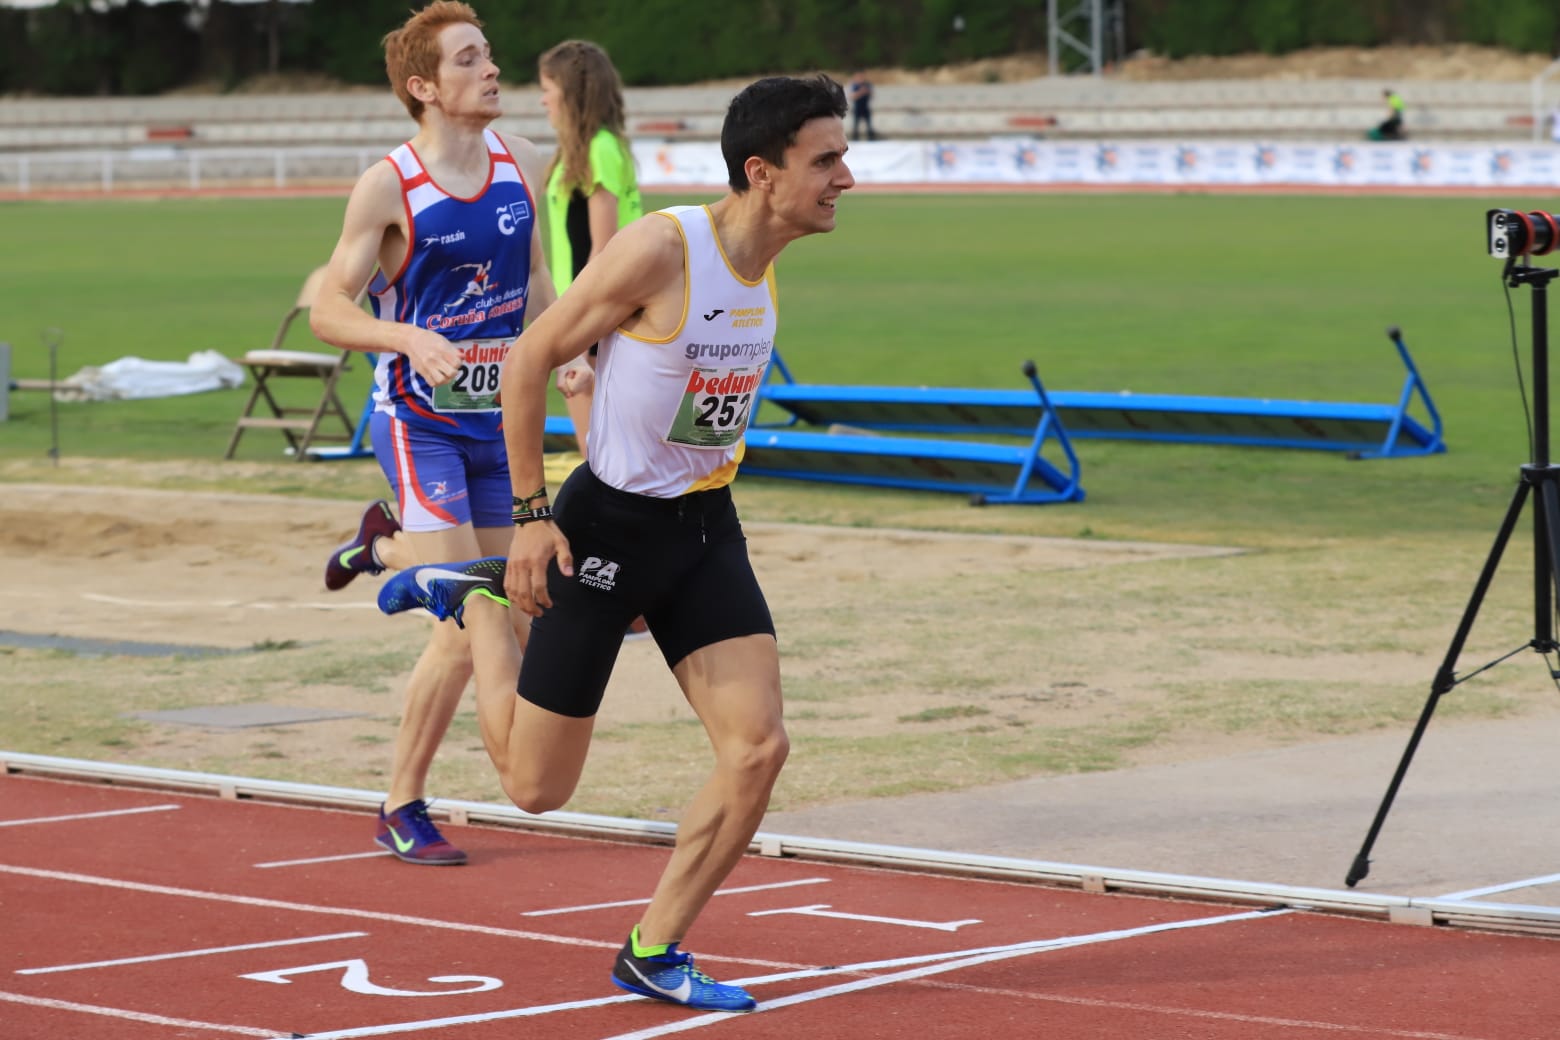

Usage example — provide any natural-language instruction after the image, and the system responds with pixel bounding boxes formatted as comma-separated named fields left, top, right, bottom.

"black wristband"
left=512, top=486, right=548, bottom=508
left=513, top=505, right=555, bottom=526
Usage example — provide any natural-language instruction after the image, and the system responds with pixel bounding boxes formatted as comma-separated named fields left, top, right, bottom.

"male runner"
left=313, top=1, right=553, bottom=865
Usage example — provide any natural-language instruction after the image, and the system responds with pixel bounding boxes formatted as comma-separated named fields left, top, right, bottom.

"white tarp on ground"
left=56, top=350, right=244, bottom=402
left=633, top=138, right=1560, bottom=190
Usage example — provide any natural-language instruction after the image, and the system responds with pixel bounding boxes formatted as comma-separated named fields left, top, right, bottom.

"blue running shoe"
left=375, top=799, right=467, bottom=865
left=611, top=930, right=756, bottom=1012
left=377, top=557, right=508, bottom=628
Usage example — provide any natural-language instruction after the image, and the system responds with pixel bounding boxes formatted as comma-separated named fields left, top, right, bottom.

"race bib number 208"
left=665, top=364, right=763, bottom=448
left=433, top=338, right=508, bottom=413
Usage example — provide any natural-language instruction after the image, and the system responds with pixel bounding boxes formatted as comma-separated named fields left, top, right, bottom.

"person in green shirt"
left=1372, top=87, right=1405, bottom=141
left=538, top=39, right=643, bottom=453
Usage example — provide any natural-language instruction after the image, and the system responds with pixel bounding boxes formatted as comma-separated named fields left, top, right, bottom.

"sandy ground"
left=4, top=482, right=1558, bottom=912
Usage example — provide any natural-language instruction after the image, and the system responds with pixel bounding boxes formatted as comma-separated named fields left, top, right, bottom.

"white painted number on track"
left=748, top=903, right=982, bottom=932
left=241, top=959, right=502, bottom=997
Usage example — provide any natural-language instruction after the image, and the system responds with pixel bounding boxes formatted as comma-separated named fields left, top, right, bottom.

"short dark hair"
left=720, top=75, right=847, bottom=193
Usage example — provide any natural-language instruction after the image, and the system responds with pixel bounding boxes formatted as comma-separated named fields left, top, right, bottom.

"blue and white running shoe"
left=377, top=557, right=508, bottom=628
left=611, top=931, right=757, bottom=1012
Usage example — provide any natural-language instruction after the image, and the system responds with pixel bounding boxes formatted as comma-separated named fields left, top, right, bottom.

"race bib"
left=665, top=364, right=764, bottom=448
left=433, top=338, right=508, bottom=412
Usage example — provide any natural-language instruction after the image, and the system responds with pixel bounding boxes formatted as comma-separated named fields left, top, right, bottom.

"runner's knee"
left=719, top=727, right=789, bottom=784
left=500, top=770, right=579, bottom=815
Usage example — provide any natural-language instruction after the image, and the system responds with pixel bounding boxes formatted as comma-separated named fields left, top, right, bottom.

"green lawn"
left=2, top=190, right=1554, bottom=547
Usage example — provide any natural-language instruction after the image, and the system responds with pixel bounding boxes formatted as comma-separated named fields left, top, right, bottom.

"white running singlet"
left=587, top=205, right=777, bottom=497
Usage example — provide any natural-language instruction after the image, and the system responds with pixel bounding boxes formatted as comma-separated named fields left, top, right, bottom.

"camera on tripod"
left=1488, top=208, right=1560, bottom=259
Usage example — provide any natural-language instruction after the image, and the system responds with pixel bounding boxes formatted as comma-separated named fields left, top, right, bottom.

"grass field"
left=2, top=190, right=1556, bottom=547
left=7, top=189, right=1560, bottom=817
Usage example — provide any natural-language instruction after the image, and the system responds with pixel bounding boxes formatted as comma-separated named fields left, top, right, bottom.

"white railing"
left=0, top=145, right=385, bottom=194
left=1530, top=56, right=1560, bottom=142
left=11, top=138, right=1560, bottom=195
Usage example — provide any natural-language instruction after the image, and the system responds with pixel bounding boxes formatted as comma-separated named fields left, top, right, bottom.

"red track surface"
left=3, top=772, right=1554, bottom=1039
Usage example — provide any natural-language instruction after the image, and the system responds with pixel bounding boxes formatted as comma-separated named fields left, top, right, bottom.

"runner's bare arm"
left=500, top=215, right=686, bottom=612
left=310, top=160, right=462, bottom=386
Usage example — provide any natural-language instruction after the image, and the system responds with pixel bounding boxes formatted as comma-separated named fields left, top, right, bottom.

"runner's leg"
left=636, top=633, right=786, bottom=945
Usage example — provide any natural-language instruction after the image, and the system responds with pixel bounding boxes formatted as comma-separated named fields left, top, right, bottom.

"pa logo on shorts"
left=578, top=556, right=621, bottom=591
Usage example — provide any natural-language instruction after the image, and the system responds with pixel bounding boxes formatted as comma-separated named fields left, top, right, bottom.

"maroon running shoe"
left=375, top=799, right=467, bottom=865
left=324, top=500, right=399, bottom=591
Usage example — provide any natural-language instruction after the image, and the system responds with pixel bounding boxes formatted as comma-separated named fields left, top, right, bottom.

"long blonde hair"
left=539, top=39, right=628, bottom=193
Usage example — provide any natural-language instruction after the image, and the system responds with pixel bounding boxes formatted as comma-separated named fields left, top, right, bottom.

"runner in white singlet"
left=378, top=74, right=855, bottom=1013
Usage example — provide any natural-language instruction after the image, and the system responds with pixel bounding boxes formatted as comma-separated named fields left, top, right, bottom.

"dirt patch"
left=0, top=481, right=1251, bottom=810
left=2, top=476, right=1548, bottom=823
left=1113, top=43, right=1554, bottom=82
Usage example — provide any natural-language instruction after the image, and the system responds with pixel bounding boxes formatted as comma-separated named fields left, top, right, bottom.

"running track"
left=2, top=765, right=1556, bottom=1039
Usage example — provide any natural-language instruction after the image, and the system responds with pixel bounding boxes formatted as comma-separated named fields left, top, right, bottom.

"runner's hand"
left=556, top=362, right=594, bottom=399
left=404, top=328, right=463, bottom=387
left=506, top=521, right=573, bottom=616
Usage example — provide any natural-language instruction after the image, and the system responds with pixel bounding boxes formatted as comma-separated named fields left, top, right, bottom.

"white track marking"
left=884, top=976, right=1493, bottom=1040
left=17, top=931, right=368, bottom=975
left=254, top=850, right=390, bottom=869
left=1436, top=873, right=1560, bottom=900
left=266, top=909, right=1288, bottom=1039
left=521, top=878, right=831, bottom=916
left=0, top=863, right=793, bottom=968
left=83, top=592, right=378, bottom=611
left=748, top=902, right=980, bottom=932
left=599, top=908, right=1477, bottom=1040
left=296, top=993, right=645, bottom=1038
left=0, top=990, right=277, bottom=1036
left=0, top=804, right=180, bottom=828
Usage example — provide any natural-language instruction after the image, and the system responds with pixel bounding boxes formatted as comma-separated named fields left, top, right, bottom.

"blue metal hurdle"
left=745, top=325, right=1444, bottom=504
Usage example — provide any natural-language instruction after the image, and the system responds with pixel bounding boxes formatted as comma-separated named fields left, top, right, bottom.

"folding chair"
left=224, top=266, right=360, bottom=461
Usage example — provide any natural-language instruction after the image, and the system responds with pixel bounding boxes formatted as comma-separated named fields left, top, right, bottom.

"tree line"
left=1, top=0, right=1555, bottom=98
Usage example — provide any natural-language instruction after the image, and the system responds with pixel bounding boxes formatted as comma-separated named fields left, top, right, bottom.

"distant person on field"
left=537, top=38, right=642, bottom=457
left=848, top=69, right=876, bottom=141
left=1372, top=87, right=1405, bottom=141
left=537, top=38, right=650, bottom=643
left=310, top=0, right=555, bottom=866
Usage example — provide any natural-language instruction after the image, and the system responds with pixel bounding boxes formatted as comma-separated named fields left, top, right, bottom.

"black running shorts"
left=516, top=464, right=776, bottom=718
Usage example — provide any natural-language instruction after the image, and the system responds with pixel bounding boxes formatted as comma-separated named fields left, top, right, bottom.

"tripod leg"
left=1345, top=479, right=1531, bottom=887
left=1537, top=476, right=1560, bottom=649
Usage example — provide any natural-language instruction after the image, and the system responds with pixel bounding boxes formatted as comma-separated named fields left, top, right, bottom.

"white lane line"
left=282, top=908, right=1288, bottom=1039
left=520, top=878, right=832, bottom=917
left=83, top=592, right=378, bottom=611
left=0, top=863, right=793, bottom=968
left=748, top=903, right=980, bottom=932
left=599, top=909, right=1295, bottom=1040
left=888, top=975, right=1492, bottom=1040
left=0, top=804, right=181, bottom=828
left=17, top=931, right=369, bottom=975
left=255, top=850, right=390, bottom=869
left=1436, top=872, right=1560, bottom=901
left=0, top=990, right=277, bottom=1037
left=297, top=992, right=645, bottom=1039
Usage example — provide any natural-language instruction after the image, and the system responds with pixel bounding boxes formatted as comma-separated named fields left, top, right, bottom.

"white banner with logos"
left=633, top=139, right=1560, bottom=190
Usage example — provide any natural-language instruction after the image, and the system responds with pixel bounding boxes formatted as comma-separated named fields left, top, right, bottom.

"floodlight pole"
left=1346, top=260, right=1560, bottom=887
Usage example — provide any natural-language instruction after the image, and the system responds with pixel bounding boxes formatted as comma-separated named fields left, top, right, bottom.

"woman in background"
left=538, top=39, right=642, bottom=454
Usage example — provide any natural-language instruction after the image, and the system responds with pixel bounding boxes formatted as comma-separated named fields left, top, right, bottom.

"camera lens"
left=1488, top=209, right=1560, bottom=258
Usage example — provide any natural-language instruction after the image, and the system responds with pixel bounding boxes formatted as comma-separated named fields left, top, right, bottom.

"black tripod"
left=1346, top=259, right=1560, bottom=888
